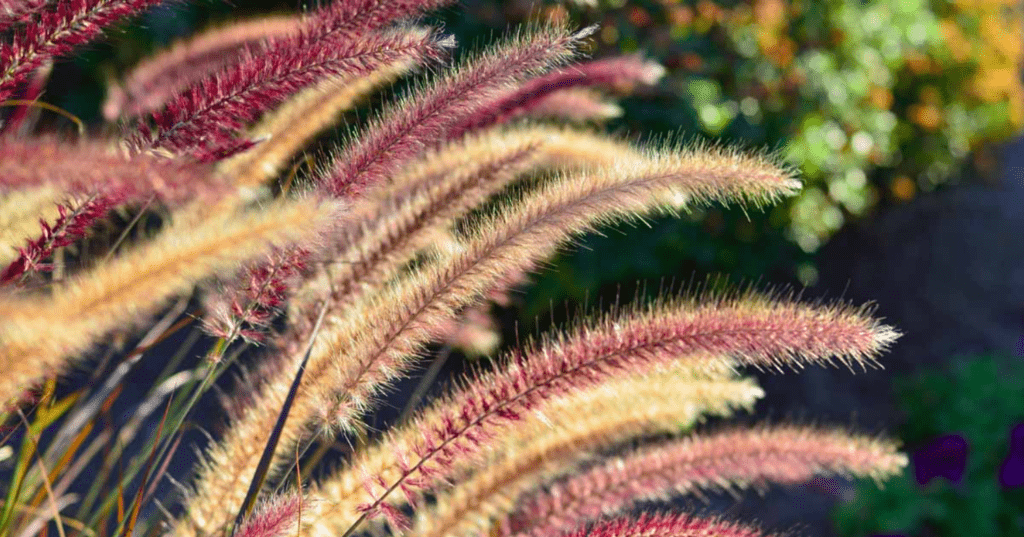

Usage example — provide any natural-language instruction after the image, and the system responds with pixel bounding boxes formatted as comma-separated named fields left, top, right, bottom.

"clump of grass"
left=0, top=3, right=904, bottom=537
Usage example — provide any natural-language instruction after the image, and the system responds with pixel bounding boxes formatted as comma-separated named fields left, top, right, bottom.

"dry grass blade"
left=233, top=303, right=327, bottom=534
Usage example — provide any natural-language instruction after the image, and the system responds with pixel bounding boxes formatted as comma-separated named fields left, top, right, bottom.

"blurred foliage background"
left=833, top=354, right=1024, bottom=537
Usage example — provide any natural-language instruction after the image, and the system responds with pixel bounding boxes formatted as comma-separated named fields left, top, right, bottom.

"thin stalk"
left=397, top=345, right=452, bottom=424
left=231, top=302, right=328, bottom=535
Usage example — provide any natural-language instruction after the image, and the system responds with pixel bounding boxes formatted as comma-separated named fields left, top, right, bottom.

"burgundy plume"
left=323, top=25, right=597, bottom=198
left=0, top=192, right=123, bottom=285
left=509, top=426, right=907, bottom=537
left=0, top=137, right=222, bottom=203
left=202, top=247, right=310, bottom=345
left=449, top=55, right=664, bottom=138
left=0, top=0, right=49, bottom=32
left=0, top=0, right=164, bottom=100
left=311, top=0, right=456, bottom=39
left=138, top=27, right=450, bottom=157
left=104, top=16, right=306, bottom=120
left=353, top=294, right=896, bottom=524
left=1, top=57, right=51, bottom=135
left=564, top=513, right=770, bottom=537
left=520, top=88, right=623, bottom=123
left=233, top=494, right=303, bottom=537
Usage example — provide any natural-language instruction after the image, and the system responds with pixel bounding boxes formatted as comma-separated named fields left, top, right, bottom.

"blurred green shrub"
left=832, top=355, right=1024, bottom=537
left=556, top=0, right=1024, bottom=251
left=449, top=0, right=1024, bottom=319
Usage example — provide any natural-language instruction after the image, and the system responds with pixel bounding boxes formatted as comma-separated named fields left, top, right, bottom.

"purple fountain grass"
left=309, top=0, right=455, bottom=40
left=399, top=367, right=762, bottom=537
left=137, top=26, right=451, bottom=157
left=449, top=55, right=665, bottom=137
left=0, top=0, right=49, bottom=31
left=104, top=15, right=305, bottom=120
left=0, top=138, right=219, bottom=277
left=202, top=246, right=311, bottom=346
left=323, top=23, right=597, bottom=198
left=0, top=0, right=164, bottom=100
left=308, top=143, right=801, bottom=434
left=294, top=131, right=545, bottom=322
left=0, top=198, right=339, bottom=407
left=508, top=425, right=907, bottom=537
left=521, top=88, right=624, bottom=123
left=232, top=494, right=304, bottom=537
left=0, top=193, right=122, bottom=285
left=283, top=126, right=626, bottom=352
left=289, top=125, right=644, bottom=334
left=1, top=56, right=52, bottom=135
left=219, top=58, right=421, bottom=188
left=568, top=513, right=770, bottom=537
left=346, top=292, right=898, bottom=527
left=0, top=5, right=911, bottom=537
left=173, top=138, right=799, bottom=537
left=0, top=137, right=221, bottom=203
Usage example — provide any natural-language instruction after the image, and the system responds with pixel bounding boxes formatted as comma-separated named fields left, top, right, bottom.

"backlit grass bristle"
left=103, top=14, right=306, bottom=120
left=0, top=197, right=337, bottom=406
left=0, top=7, right=906, bottom=537
left=323, top=23, right=596, bottom=198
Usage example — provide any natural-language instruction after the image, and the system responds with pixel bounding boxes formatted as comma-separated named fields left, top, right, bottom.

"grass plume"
left=0, top=0, right=163, bottom=100
left=510, top=425, right=907, bottom=537
left=0, top=197, right=337, bottom=407
left=138, top=26, right=449, bottom=157
left=104, top=14, right=306, bottom=120
left=0, top=7, right=907, bottom=537
left=0, top=137, right=220, bottom=204
left=218, top=57, right=423, bottom=188
left=323, top=24, right=597, bottom=197
left=401, top=364, right=763, bottom=537
left=331, top=289, right=896, bottom=528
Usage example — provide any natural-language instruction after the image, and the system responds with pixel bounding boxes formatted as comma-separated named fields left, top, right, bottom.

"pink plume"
left=0, top=0, right=164, bottom=100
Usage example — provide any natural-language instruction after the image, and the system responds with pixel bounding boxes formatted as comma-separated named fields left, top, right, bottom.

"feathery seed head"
left=104, top=14, right=306, bottom=120
left=333, top=289, right=895, bottom=526
left=0, top=197, right=339, bottom=404
left=567, top=513, right=772, bottom=537
left=0, top=6, right=907, bottom=537
left=139, top=25, right=451, bottom=157
left=324, top=22, right=596, bottom=197
left=400, top=366, right=762, bottom=537
left=451, top=54, right=665, bottom=136
left=303, top=138, right=801, bottom=436
left=234, top=494, right=306, bottom=537
left=522, top=88, right=625, bottom=122
left=0, top=137, right=222, bottom=204
left=510, top=424, right=907, bottom=537
left=0, top=0, right=164, bottom=100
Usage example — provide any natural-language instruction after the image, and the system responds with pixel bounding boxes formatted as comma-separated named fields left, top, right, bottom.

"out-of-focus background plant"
left=581, top=0, right=1024, bottom=251
left=833, top=354, right=1024, bottom=537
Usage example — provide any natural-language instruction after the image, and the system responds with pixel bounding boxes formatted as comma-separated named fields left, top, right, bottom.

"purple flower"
left=999, top=423, right=1024, bottom=488
left=912, top=433, right=968, bottom=485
